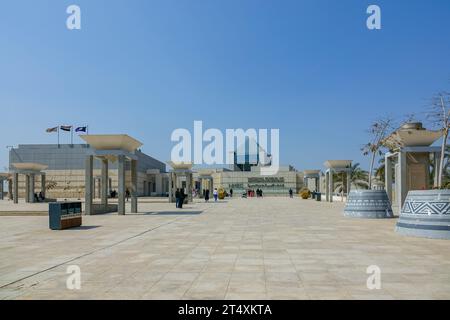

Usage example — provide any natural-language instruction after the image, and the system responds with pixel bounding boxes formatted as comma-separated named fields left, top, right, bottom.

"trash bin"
left=311, top=191, right=316, bottom=199
left=49, top=202, right=82, bottom=230
left=316, top=193, right=321, bottom=201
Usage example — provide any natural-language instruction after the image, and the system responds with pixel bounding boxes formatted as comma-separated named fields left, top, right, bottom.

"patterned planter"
left=396, top=190, right=450, bottom=239
left=344, top=190, right=394, bottom=219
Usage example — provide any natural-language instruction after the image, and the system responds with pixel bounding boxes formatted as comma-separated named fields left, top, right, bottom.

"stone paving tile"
left=0, top=198, right=450, bottom=299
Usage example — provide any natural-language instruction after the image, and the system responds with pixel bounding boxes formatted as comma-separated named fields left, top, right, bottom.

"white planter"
left=344, top=190, right=394, bottom=219
left=396, top=190, right=450, bottom=239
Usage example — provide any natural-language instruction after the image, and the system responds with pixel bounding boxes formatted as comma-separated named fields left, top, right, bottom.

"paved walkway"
left=0, top=197, right=449, bottom=299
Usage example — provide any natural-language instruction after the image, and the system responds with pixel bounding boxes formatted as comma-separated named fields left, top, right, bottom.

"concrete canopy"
left=303, top=170, right=321, bottom=176
left=81, top=134, right=142, bottom=215
left=0, top=172, right=11, bottom=179
left=167, top=161, right=193, bottom=171
left=386, top=127, right=442, bottom=148
left=324, top=160, right=352, bottom=169
left=11, top=163, right=48, bottom=172
left=80, top=134, right=143, bottom=153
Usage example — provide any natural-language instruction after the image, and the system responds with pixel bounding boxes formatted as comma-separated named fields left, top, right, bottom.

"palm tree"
left=333, top=163, right=369, bottom=193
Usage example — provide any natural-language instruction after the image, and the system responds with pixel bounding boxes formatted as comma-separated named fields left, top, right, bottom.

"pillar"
left=325, top=171, right=329, bottom=202
left=8, top=178, right=13, bottom=200
left=434, top=152, right=441, bottom=188
left=29, top=174, right=35, bottom=203
left=398, top=151, right=407, bottom=210
left=385, top=154, right=393, bottom=204
left=85, top=155, right=93, bottom=215
left=0, top=179, right=4, bottom=200
left=118, top=155, right=126, bottom=215
left=41, top=174, right=46, bottom=198
left=329, top=170, right=334, bottom=202
left=187, top=173, right=193, bottom=202
left=316, top=177, right=320, bottom=192
left=13, top=173, right=18, bottom=204
left=168, top=172, right=173, bottom=203
left=131, top=159, right=138, bottom=213
left=25, top=174, right=30, bottom=203
left=346, top=170, right=351, bottom=197
left=101, top=159, right=108, bottom=207
left=155, top=173, right=163, bottom=195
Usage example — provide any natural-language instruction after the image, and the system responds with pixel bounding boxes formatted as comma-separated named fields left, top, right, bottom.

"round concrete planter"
left=344, top=190, right=394, bottom=219
left=396, top=190, right=450, bottom=240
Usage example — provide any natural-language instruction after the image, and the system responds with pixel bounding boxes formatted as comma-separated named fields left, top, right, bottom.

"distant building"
left=9, top=144, right=168, bottom=199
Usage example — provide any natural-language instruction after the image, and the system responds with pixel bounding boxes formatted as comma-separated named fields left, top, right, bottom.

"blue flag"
left=75, top=126, right=87, bottom=132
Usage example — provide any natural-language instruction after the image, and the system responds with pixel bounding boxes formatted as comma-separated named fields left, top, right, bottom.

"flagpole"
left=57, top=127, right=60, bottom=147
left=71, top=126, right=73, bottom=146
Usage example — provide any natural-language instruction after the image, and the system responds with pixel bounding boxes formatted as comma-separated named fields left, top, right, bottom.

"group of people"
left=245, top=189, right=263, bottom=197
left=33, top=192, right=46, bottom=202
left=175, top=188, right=186, bottom=208
left=109, top=189, right=131, bottom=201
left=203, top=188, right=219, bottom=202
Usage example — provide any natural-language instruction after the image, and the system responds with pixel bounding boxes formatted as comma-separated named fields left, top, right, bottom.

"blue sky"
left=1, top=0, right=449, bottom=172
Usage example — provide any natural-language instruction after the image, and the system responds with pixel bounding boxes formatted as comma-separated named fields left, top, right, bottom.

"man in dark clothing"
left=289, top=188, right=293, bottom=198
left=179, top=189, right=185, bottom=208
left=230, top=189, right=233, bottom=198
left=175, top=188, right=180, bottom=208
left=205, top=189, right=210, bottom=202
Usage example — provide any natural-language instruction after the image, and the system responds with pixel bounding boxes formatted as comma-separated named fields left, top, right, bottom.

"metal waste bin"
left=49, top=202, right=82, bottom=230
left=316, top=193, right=321, bottom=201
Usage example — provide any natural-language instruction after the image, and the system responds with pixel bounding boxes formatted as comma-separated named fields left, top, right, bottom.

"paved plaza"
left=1, top=197, right=450, bottom=300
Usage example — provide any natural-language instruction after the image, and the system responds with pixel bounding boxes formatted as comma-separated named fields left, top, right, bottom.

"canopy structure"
left=0, top=172, right=12, bottom=200
left=167, top=161, right=194, bottom=203
left=324, top=160, right=352, bottom=202
left=197, top=169, right=215, bottom=195
left=10, top=162, right=48, bottom=203
left=384, top=122, right=443, bottom=209
left=81, top=134, right=143, bottom=215
left=303, top=170, right=321, bottom=192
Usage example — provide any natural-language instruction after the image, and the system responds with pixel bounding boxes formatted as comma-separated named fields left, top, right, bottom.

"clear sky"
left=1, top=0, right=449, bottom=172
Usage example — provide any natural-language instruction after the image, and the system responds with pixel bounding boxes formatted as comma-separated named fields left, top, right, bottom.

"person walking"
left=125, top=188, right=130, bottom=202
left=289, top=188, right=293, bottom=198
left=175, top=188, right=181, bottom=208
left=205, top=189, right=210, bottom=202
left=213, top=188, right=218, bottom=202
left=230, top=188, right=233, bottom=198
left=179, top=189, right=185, bottom=209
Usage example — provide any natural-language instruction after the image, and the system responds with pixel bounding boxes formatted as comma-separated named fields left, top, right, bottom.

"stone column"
left=316, top=177, right=320, bottom=192
left=29, top=174, right=35, bottom=203
left=0, top=179, right=4, bottom=200
left=101, top=159, right=108, bottom=207
left=434, top=152, right=441, bottom=188
left=325, top=171, right=329, bottom=202
left=118, top=155, right=126, bottom=215
left=385, top=154, right=393, bottom=204
left=187, top=173, right=193, bottom=202
left=346, top=171, right=351, bottom=198
left=8, top=178, right=13, bottom=200
left=329, top=170, right=334, bottom=203
left=398, top=151, right=407, bottom=210
left=85, top=155, right=93, bottom=215
left=168, top=172, right=173, bottom=202
left=131, top=159, right=138, bottom=213
left=25, top=174, right=30, bottom=203
left=13, top=173, right=19, bottom=204
left=155, top=173, right=163, bottom=195
left=41, top=174, right=46, bottom=198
